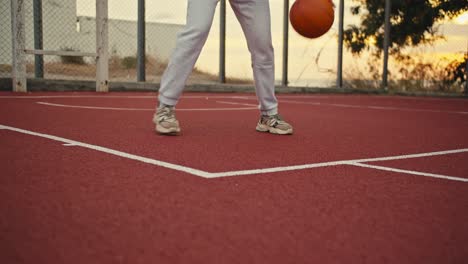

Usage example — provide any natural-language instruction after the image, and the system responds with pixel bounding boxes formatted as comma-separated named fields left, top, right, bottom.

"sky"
left=77, top=0, right=467, bottom=86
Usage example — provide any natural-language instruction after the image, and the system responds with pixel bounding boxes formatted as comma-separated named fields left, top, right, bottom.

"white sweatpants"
left=158, top=0, right=278, bottom=116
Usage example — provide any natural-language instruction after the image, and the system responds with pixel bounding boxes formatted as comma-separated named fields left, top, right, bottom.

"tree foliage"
left=343, top=0, right=468, bottom=56
left=444, top=53, right=467, bottom=84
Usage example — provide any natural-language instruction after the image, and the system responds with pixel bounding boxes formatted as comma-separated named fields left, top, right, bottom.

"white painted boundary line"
left=279, top=100, right=468, bottom=115
left=0, top=124, right=211, bottom=178
left=1, top=94, right=466, bottom=114
left=37, top=102, right=154, bottom=111
left=351, top=162, right=467, bottom=182
left=207, top=149, right=468, bottom=180
left=349, top=149, right=468, bottom=163
left=0, top=95, right=256, bottom=99
left=1, top=124, right=467, bottom=182
left=207, top=154, right=468, bottom=182
left=0, top=94, right=466, bottom=102
left=36, top=102, right=257, bottom=111
left=36, top=99, right=468, bottom=115
left=216, top=101, right=258, bottom=107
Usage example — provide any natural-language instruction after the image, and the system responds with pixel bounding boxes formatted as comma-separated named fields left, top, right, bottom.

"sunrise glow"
left=454, top=12, right=468, bottom=25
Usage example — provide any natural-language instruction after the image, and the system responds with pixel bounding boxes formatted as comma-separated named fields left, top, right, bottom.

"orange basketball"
left=290, top=0, right=335, bottom=38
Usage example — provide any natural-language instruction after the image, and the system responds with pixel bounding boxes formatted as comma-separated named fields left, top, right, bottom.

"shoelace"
left=157, top=107, right=176, bottom=122
left=263, top=114, right=285, bottom=126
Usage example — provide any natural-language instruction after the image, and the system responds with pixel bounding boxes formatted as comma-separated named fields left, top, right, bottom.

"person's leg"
left=229, top=0, right=278, bottom=116
left=154, top=0, right=218, bottom=135
left=230, top=0, right=292, bottom=135
left=158, top=0, right=219, bottom=106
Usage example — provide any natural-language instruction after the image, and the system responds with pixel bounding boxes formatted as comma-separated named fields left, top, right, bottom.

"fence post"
left=11, top=0, right=27, bottom=92
left=382, top=0, right=391, bottom=91
left=219, top=0, right=226, bottom=83
left=96, top=0, right=109, bottom=92
left=465, top=55, right=467, bottom=97
left=337, top=0, right=344, bottom=89
left=465, top=43, right=467, bottom=97
left=282, top=0, right=289, bottom=87
left=33, top=0, right=44, bottom=78
left=137, top=0, right=145, bottom=82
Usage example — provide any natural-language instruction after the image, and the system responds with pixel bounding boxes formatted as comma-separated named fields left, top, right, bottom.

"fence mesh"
left=142, top=1, right=219, bottom=85
left=287, top=0, right=337, bottom=88
left=385, top=19, right=467, bottom=94
left=1, top=0, right=466, bottom=94
left=17, top=0, right=95, bottom=80
left=0, top=0, right=12, bottom=78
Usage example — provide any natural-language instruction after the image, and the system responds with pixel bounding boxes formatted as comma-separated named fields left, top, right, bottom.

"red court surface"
left=1, top=92, right=467, bottom=263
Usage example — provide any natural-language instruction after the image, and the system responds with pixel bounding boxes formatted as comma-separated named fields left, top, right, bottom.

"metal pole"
left=465, top=42, right=468, bottom=96
left=282, top=0, right=289, bottom=87
left=137, top=0, right=146, bottom=82
left=337, top=0, right=344, bottom=89
left=465, top=55, right=468, bottom=97
left=11, top=0, right=27, bottom=92
left=96, top=0, right=109, bottom=92
left=219, top=0, right=226, bottom=83
left=382, top=0, right=391, bottom=91
left=33, top=0, right=44, bottom=78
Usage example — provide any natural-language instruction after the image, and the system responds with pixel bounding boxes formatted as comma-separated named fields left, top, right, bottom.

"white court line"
left=0, top=95, right=256, bottom=99
left=1, top=124, right=467, bottom=182
left=279, top=99, right=468, bottom=115
left=36, top=102, right=257, bottom=111
left=0, top=94, right=466, bottom=102
left=0, top=95, right=157, bottom=99
left=37, top=102, right=154, bottom=111
left=2, top=95, right=467, bottom=114
left=351, top=162, right=468, bottom=182
left=208, top=160, right=353, bottom=178
left=208, top=148, right=468, bottom=178
left=0, top=124, right=211, bottom=178
left=349, top=149, right=468, bottom=163
left=215, top=101, right=258, bottom=107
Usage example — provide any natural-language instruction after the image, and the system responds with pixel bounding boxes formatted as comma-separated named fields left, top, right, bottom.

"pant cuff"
left=261, top=108, right=278, bottom=116
left=158, top=93, right=178, bottom=107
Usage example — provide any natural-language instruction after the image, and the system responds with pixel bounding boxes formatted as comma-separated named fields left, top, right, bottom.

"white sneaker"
left=256, top=114, right=293, bottom=135
left=153, top=105, right=181, bottom=135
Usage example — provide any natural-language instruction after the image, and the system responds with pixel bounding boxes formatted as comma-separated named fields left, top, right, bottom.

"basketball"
left=290, top=0, right=335, bottom=39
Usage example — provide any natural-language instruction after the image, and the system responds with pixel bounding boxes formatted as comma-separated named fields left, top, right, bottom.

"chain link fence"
left=43, top=0, right=96, bottom=80
left=339, top=0, right=467, bottom=94
left=0, top=0, right=97, bottom=81
left=385, top=19, right=467, bottom=94
left=286, top=0, right=337, bottom=88
left=1, top=0, right=466, bottom=94
left=73, top=1, right=212, bottom=84
left=104, top=1, right=193, bottom=83
left=0, top=0, right=12, bottom=78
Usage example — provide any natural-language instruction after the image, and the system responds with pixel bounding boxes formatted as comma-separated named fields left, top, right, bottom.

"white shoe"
left=153, top=105, right=181, bottom=135
left=256, top=114, right=293, bottom=135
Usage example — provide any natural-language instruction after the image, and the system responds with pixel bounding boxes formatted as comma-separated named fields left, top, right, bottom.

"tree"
left=343, top=0, right=468, bottom=88
left=444, top=53, right=467, bottom=85
left=343, top=0, right=468, bottom=56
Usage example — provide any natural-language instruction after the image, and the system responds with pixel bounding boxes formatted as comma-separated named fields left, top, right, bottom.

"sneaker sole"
left=256, top=124, right=293, bottom=135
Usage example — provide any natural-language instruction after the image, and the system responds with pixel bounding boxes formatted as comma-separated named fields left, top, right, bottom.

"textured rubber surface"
left=1, top=92, right=467, bottom=263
